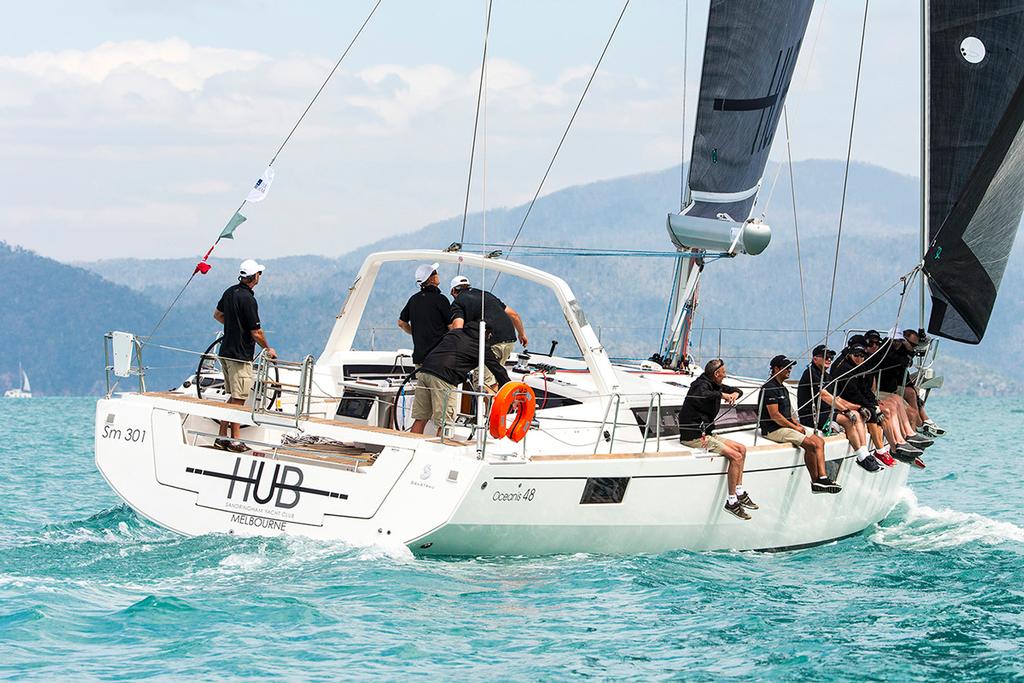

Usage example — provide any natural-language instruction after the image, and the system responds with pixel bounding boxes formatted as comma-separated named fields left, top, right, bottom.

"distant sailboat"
left=5, top=364, right=32, bottom=398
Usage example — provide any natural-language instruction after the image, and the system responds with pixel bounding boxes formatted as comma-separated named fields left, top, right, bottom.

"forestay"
left=925, top=3, right=1024, bottom=344
left=669, top=0, right=814, bottom=252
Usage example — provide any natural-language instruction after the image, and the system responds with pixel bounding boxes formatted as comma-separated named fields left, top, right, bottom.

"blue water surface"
left=0, top=397, right=1021, bottom=681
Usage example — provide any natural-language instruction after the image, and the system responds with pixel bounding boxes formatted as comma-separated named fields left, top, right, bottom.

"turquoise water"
left=0, top=397, right=1021, bottom=680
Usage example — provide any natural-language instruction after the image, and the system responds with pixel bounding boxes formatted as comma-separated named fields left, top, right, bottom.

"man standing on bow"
left=448, top=275, right=528, bottom=389
left=398, top=262, right=449, bottom=366
left=213, top=259, right=276, bottom=453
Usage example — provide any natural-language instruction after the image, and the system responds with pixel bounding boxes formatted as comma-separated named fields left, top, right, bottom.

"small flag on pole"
left=246, top=167, right=275, bottom=202
left=219, top=211, right=247, bottom=240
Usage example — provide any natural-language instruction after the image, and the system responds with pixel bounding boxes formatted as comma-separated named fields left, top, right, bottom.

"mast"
left=919, top=0, right=927, bottom=334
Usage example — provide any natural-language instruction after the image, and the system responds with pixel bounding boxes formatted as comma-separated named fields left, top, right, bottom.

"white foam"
left=871, top=488, right=1024, bottom=550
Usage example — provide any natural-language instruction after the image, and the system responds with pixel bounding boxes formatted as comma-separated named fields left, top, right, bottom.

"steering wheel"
left=196, top=335, right=280, bottom=409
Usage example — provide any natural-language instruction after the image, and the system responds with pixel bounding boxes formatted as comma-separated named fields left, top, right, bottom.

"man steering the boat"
left=448, top=275, right=527, bottom=390
left=212, top=259, right=277, bottom=452
left=410, top=322, right=510, bottom=436
left=677, top=359, right=757, bottom=520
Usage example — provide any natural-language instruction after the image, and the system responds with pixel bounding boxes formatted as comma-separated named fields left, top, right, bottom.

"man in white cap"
left=397, top=262, right=450, bottom=366
left=212, top=258, right=277, bottom=452
left=448, top=275, right=528, bottom=389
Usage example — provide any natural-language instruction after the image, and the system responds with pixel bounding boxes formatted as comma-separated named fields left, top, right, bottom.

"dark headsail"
left=924, top=3, right=1024, bottom=344
left=671, top=0, right=814, bottom=244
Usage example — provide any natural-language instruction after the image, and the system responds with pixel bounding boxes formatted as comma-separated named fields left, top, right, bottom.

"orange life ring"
left=488, top=382, right=536, bottom=442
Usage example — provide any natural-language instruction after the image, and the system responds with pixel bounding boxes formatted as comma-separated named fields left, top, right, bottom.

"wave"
left=871, top=488, right=1024, bottom=551
left=35, top=504, right=173, bottom=545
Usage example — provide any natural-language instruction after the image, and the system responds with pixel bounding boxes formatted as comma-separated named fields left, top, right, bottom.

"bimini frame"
left=318, top=250, right=621, bottom=397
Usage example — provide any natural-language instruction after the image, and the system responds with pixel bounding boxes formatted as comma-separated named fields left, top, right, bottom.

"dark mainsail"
left=675, top=0, right=814, bottom=231
left=924, top=3, right=1024, bottom=344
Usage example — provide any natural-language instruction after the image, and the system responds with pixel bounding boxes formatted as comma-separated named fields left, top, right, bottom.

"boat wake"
left=36, top=504, right=174, bottom=545
left=871, top=488, right=1024, bottom=551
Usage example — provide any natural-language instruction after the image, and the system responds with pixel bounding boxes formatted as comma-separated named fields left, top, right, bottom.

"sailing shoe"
left=737, top=492, right=759, bottom=510
left=873, top=450, right=896, bottom=467
left=724, top=500, right=752, bottom=520
left=906, top=434, right=934, bottom=449
left=893, top=443, right=923, bottom=462
left=923, top=419, right=946, bottom=436
left=214, top=438, right=232, bottom=451
left=811, top=478, right=843, bottom=494
left=912, top=457, right=926, bottom=470
left=856, top=455, right=881, bottom=472
left=225, top=440, right=249, bottom=453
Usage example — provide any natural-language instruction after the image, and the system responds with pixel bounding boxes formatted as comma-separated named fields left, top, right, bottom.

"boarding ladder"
left=251, top=354, right=315, bottom=428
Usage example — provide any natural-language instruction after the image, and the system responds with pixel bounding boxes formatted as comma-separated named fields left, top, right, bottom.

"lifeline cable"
left=142, top=0, right=384, bottom=346
left=491, top=0, right=630, bottom=288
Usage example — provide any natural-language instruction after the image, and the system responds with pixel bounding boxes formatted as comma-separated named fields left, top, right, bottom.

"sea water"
left=0, top=397, right=1021, bottom=681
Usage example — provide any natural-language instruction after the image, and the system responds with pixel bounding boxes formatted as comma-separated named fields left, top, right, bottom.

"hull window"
left=580, top=477, right=630, bottom=504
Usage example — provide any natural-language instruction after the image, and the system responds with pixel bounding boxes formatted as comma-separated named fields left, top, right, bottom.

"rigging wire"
left=679, top=0, right=690, bottom=211
left=458, top=0, right=494, bottom=270
left=783, top=106, right=811, bottom=356
left=491, top=0, right=631, bottom=288
left=142, top=0, right=384, bottom=345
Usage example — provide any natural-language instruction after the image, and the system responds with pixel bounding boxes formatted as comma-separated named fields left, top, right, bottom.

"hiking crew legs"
left=834, top=411, right=866, bottom=451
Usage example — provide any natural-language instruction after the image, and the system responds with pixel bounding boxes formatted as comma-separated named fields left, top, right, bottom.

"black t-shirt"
left=758, top=378, right=792, bottom=436
left=449, top=288, right=516, bottom=343
left=216, top=283, right=260, bottom=362
left=399, top=286, right=451, bottom=364
left=797, top=363, right=833, bottom=428
left=878, top=342, right=913, bottom=393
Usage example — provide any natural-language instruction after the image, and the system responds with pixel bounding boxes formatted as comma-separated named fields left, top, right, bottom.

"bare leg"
left=835, top=413, right=864, bottom=450
left=801, top=434, right=827, bottom=480
left=720, top=441, right=746, bottom=496
left=410, top=419, right=427, bottom=434
left=866, top=422, right=885, bottom=450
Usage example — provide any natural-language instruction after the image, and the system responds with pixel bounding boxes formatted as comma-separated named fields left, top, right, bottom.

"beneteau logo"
left=186, top=457, right=348, bottom=509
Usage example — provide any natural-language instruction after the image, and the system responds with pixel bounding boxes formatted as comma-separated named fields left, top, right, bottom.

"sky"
left=0, top=0, right=923, bottom=262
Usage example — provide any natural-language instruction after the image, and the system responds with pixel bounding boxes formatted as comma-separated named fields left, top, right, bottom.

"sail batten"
left=924, top=2, right=1024, bottom=344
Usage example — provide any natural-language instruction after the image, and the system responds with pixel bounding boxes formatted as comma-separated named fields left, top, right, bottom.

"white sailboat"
left=94, top=2, right=1024, bottom=555
left=5, top=364, right=32, bottom=399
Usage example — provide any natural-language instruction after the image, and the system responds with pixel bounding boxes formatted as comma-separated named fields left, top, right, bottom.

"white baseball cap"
left=450, top=275, right=471, bottom=291
left=415, top=262, right=439, bottom=285
left=239, top=259, right=266, bottom=277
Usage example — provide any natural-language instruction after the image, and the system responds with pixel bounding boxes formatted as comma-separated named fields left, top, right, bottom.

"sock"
left=876, top=445, right=890, bottom=456
left=735, top=486, right=746, bottom=497
left=855, top=447, right=869, bottom=461
left=727, top=494, right=738, bottom=505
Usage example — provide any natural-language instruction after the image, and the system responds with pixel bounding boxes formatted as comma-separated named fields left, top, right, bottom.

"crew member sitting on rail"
left=759, top=355, right=845, bottom=491
left=677, top=359, right=757, bottom=520
left=449, top=275, right=527, bottom=390
left=797, top=345, right=877, bottom=472
left=398, top=262, right=449, bottom=366
left=830, top=343, right=920, bottom=465
left=863, top=331, right=933, bottom=463
left=213, top=259, right=277, bottom=453
left=410, top=322, right=511, bottom=436
left=880, top=329, right=944, bottom=437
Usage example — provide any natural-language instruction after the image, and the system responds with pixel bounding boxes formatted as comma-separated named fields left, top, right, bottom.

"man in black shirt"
left=864, top=332, right=932, bottom=455
left=759, top=355, right=844, bottom=491
left=797, top=346, right=875, bottom=471
left=213, top=259, right=276, bottom=452
left=677, top=359, right=757, bottom=519
left=449, top=276, right=528, bottom=389
left=398, top=262, right=449, bottom=365
left=411, top=323, right=511, bottom=435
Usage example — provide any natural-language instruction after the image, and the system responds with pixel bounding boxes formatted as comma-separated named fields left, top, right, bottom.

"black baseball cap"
left=770, top=354, right=795, bottom=370
left=864, top=329, right=882, bottom=344
left=812, top=344, right=836, bottom=359
left=848, top=345, right=867, bottom=357
left=848, top=334, right=867, bottom=346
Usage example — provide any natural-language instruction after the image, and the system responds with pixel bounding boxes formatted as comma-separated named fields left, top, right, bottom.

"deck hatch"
left=580, top=477, right=629, bottom=504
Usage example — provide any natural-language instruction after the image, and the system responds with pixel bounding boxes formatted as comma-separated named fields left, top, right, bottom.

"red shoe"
left=912, top=457, right=926, bottom=469
left=874, top=450, right=896, bottom=467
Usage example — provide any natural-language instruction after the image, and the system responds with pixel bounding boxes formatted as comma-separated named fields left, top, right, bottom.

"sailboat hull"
left=95, top=394, right=909, bottom=556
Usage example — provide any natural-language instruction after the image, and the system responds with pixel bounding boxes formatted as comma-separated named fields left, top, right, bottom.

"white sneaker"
left=922, top=419, right=946, bottom=437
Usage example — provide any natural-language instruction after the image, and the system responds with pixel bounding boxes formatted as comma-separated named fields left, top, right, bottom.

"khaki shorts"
left=473, top=340, right=515, bottom=387
left=682, top=435, right=727, bottom=454
left=221, top=358, right=253, bottom=401
left=412, top=372, right=458, bottom=428
left=765, top=427, right=807, bottom=447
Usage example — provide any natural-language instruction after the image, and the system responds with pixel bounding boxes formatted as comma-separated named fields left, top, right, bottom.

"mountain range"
left=3, top=159, right=1022, bottom=396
